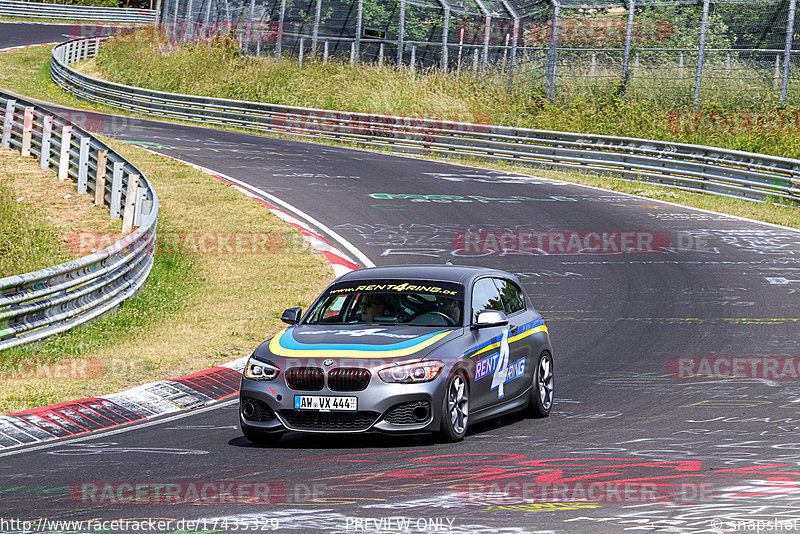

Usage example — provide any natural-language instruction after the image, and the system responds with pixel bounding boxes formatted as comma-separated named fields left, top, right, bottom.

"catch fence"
left=159, top=0, right=799, bottom=106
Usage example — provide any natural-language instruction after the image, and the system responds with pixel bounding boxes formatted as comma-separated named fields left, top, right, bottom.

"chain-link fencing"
left=158, top=0, right=799, bottom=107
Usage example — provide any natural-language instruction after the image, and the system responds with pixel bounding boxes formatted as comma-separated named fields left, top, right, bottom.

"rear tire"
left=437, top=373, right=469, bottom=442
left=525, top=351, right=553, bottom=418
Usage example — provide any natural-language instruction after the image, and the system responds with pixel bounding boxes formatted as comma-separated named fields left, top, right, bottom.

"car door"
left=492, top=277, right=535, bottom=401
left=468, top=277, right=511, bottom=411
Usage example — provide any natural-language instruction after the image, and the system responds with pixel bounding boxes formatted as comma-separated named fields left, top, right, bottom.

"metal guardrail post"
left=134, top=188, right=147, bottom=227
left=122, top=174, right=140, bottom=233
left=791, top=164, right=800, bottom=199
left=694, top=0, right=710, bottom=106
left=1, top=100, right=13, bottom=149
left=59, top=125, right=72, bottom=180
left=96, top=149, right=108, bottom=206
left=77, top=137, right=90, bottom=194
left=41, top=115, right=53, bottom=170
left=111, top=161, right=124, bottom=218
left=21, top=106, right=33, bottom=157
left=780, top=0, right=797, bottom=105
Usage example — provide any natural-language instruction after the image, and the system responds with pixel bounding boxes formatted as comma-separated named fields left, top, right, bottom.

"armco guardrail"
left=0, top=89, right=158, bottom=350
left=51, top=38, right=800, bottom=204
left=0, top=0, right=155, bottom=23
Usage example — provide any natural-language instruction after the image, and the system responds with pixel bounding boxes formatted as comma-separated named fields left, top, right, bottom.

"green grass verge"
left=93, top=30, right=800, bottom=159
left=1, top=40, right=797, bottom=234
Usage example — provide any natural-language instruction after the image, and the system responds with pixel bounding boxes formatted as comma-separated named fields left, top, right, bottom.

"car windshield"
left=304, top=280, right=465, bottom=327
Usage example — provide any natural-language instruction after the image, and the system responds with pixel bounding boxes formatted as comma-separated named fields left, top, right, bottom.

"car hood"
left=255, top=325, right=464, bottom=363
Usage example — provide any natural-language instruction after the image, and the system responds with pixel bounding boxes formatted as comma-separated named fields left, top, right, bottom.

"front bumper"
left=239, top=374, right=446, bottom=434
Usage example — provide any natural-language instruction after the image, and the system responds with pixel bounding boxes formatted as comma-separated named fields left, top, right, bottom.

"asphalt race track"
left=2, top=24, right=800, bottom=534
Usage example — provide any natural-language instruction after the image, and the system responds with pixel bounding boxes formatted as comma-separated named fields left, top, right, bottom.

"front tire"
left=525, top=351, right=553, bottom=418
left=437, top=373, right=469, bottom=442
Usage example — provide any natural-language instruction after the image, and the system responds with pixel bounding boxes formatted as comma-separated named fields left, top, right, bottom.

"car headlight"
left=378, top=360, right=444, bottom=383
left=245, top=357, right=280, bottom=381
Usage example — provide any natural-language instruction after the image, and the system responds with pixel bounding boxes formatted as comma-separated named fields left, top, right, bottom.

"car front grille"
left=278, top=410, right=379, bottom=431
left=241, top=397, right=276, bottom=423
left=285, top=367, right=324, bottom=391
left=384, top=401, right=432, bottom=425
left=328, top=368, right=371, bottom=391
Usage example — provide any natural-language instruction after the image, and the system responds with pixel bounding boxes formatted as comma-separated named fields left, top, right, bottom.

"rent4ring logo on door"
left=474, top=329, right=526, bottom=398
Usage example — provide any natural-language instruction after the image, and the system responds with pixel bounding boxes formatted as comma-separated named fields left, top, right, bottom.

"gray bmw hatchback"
left=239, top=265, right=553, bottom=443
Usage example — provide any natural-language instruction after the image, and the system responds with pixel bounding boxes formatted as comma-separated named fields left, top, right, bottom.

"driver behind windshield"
left=437, top=297, right=462, bottom=325
left=360, top=295, right=389, bottom=322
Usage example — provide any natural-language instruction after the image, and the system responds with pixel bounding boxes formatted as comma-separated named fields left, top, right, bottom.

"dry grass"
left=0, top=138, right=333, bottom=413
left=0, top=147, right=118, bottom=277
left=1, top=147, right=118, bottom=233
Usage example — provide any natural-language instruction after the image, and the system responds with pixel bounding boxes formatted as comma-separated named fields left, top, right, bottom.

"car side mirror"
left=473, top=310, right=508, bottom=329
left=281, top=307, right=302, bottom=325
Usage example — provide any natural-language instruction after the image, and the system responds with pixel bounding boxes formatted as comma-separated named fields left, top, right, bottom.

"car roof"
left=335, top=264, right=516, bottom=286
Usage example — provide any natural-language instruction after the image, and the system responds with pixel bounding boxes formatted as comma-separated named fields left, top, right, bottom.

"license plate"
left=294, top=395, right=358, bottom=412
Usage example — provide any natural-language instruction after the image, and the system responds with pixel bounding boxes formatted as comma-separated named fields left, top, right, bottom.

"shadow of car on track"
left=228, top=412, right=536, bottom=449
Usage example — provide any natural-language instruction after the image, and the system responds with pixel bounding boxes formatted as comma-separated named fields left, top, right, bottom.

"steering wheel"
left=428, top=311, right=456, bottom=326
left=408, top=311, right=455, bottom=326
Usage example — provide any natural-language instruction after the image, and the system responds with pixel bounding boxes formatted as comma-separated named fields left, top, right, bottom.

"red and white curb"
left=0, top=359, right=247, bottom=449
left=0, top=146, right=371, bottom=451
left=153, top=152, right=366, bottom=277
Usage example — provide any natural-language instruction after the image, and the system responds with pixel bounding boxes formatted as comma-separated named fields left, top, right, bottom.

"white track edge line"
left=134, top=147, right=375, bottom=268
